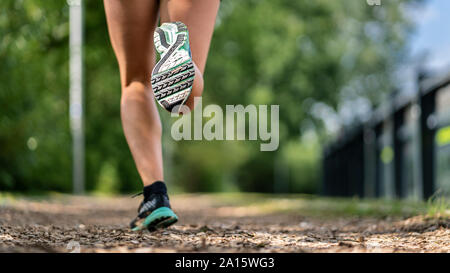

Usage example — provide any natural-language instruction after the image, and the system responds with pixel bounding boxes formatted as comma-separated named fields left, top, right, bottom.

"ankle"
left=143, top=181, right=167, bottom=199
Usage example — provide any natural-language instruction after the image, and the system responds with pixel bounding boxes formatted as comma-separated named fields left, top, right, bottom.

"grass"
left=1, top=191, right=446, bottom=219
left=426, top=192, right=450, bottom=218
left=183, top=192, right=429, bottom=219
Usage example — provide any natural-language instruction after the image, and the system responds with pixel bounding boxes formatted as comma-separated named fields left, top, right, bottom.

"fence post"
left=393, top=107, right=404, bottom=198
left=374, top=123, right=383, bottom=197
left=418, top=73, right=436, bottom=199
left=363, top=127, right=376, bottom=198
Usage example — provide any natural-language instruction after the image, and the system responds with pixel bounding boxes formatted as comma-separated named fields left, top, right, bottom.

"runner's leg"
left=159, top=0, right=220, bottom=109
left=104, top=0, right=163, bottom=186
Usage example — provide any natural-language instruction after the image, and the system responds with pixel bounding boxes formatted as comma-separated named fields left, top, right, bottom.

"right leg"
left=103, top=0, right=163, bottom=186
left=159, top=0, right=220, bottom=110
left=104, top=0, right=178, bottom=231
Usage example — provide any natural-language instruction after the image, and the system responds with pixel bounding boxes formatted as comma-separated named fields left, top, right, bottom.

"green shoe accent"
left=132, top=207, right=178, bottom=232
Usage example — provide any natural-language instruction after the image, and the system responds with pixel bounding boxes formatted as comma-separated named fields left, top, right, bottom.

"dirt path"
left=0, top=194, right=449, bottom=253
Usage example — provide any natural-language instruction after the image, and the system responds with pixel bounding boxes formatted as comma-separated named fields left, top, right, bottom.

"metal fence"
left=322, top=71, right=450, bottom=200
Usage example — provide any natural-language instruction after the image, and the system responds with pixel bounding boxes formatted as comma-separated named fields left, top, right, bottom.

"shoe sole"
left=132, top=207, right=178, bottom=232
left=151, top=22, right=194, bottom=113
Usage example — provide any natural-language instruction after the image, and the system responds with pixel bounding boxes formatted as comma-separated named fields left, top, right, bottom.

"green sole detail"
left=151, top=22, right=193, bottom=112
left=132, top=207, right=178, bottom=232
left=152, top=59, right=191, bottom=77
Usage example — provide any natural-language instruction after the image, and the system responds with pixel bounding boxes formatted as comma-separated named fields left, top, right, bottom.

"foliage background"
left=0, top=0, right=422, bottom=193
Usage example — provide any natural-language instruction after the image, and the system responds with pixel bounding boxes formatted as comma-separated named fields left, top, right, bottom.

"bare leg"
left=104, top=0, right=163, bottom=186
left=159, top=0, right=220, bottom=109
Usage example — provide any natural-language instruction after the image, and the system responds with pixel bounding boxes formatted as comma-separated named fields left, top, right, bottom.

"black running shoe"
left=130, top=181, right=178, bottom=232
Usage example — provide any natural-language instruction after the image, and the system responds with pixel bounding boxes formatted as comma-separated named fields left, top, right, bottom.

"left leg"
left=104, top=0, right=163, bottom=187
left=104, top=0, right=178, bottom=232
left=159, top=0, right=220, bottom=109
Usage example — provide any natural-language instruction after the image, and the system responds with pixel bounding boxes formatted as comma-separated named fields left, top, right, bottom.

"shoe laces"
left=131, top=192, right=143, bottom=198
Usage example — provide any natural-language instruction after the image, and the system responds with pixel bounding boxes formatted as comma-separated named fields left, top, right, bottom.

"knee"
left=118, top=55, right=153, bottom=89
left=120, top=81, right=162, bottom=134
left=120, top=69, right=151, bottom=90
left=121, top=81, right=149, bottom=100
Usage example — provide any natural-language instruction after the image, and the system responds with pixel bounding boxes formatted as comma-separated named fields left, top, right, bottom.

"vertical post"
left=393, top=108, right=404, bottom=198
left=355, top=131, right=365, bottom=197
left=374, top=123, right=383, bottom=198
left=418, top=73, right=436, bottom=200
left=419, top=93, right=436, bottom=199
left=69, top=0, right=84, bottom=194
left=363, top=127, right=376, bottom=198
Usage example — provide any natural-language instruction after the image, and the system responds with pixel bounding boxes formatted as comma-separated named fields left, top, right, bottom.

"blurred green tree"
left=0, top=0, right=423, bottom=193
left=0, top=0, right=71, bottom=191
